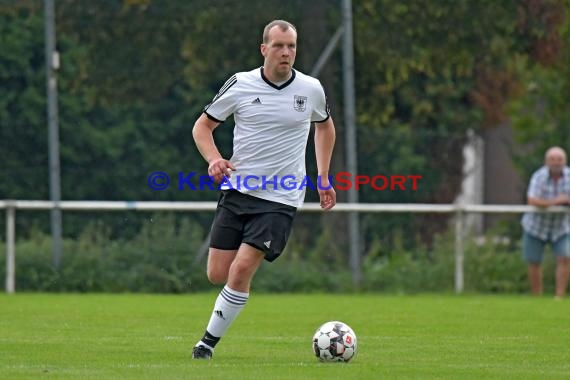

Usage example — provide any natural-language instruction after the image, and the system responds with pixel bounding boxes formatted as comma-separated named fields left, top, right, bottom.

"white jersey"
left=204, top=67, right=330, bottom=207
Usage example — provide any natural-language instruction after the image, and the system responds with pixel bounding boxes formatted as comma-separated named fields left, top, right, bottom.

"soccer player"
left=522, top=146, right=570, bottom=298
left=191, top=19, right=336, bottom=359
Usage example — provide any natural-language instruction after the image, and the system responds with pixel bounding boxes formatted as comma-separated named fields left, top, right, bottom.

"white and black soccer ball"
left=312, top=321, right=357, bottom=362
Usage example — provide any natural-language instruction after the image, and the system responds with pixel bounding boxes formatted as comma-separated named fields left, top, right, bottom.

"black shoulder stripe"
left=218, top=74, right=237, bottom=94
left=205, top=75, right=237, bottom=110
left=313, top=95, right=331, bottom=123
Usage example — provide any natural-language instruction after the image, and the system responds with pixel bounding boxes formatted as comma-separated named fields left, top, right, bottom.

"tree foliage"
left=1, top=0, right=568, bottom=255
left=352, top=0, right=567, bottom=245
left=1, top=3, right=48, bottom=200
left=507, top=0, right=570, bottom=182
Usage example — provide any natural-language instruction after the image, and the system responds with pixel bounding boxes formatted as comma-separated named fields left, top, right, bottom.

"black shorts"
left=209, top=190, right=297, bottom=262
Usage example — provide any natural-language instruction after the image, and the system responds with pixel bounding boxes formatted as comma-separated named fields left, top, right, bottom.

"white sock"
left=200, top=285, right=249, bottom=345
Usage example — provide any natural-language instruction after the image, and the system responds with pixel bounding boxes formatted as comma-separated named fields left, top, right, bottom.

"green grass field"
left=1, top=293, right=569, bottom=379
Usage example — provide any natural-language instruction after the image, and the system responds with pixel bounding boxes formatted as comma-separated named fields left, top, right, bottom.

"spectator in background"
left=522, top=146, right=570, bottom=298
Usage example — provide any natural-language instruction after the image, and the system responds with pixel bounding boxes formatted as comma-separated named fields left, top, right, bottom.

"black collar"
left=260, top=67, right=295, bottom=90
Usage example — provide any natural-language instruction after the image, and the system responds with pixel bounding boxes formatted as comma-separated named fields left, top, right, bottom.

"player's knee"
left=229, top=259, right=253, bottom=278
left=206, top=268, right=227, bottom=285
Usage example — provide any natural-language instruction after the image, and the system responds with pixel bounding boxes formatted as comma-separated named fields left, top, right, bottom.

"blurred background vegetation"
left=1, top=0, right=569, bottom=292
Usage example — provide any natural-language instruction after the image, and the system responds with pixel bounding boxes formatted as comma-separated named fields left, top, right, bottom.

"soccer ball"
left=312, top=321, right=357, bottom=362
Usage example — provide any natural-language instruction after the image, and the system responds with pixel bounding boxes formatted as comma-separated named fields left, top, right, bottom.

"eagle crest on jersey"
left=294, top=95, right=307, bottom=112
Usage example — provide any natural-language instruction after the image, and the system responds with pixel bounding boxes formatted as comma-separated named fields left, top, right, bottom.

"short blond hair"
left=262, top=20, right=297, bottom=43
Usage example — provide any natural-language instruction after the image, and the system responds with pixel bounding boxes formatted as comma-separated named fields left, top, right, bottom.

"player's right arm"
left=192, top=113, right=235, bottom=183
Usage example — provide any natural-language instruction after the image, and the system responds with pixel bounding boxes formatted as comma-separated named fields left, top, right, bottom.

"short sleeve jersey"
left=203, top=67, right=330, bottom=208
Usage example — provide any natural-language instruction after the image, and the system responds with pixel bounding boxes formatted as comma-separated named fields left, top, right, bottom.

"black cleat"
left=192, top=345, right=213, bottom=360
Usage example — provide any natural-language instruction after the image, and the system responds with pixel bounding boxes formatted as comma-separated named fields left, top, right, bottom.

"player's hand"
left=318, top=177, right=336, bottom=210
left=552, top=194, right=570, bottom=205
left=208, top=158, right=236, bottom=184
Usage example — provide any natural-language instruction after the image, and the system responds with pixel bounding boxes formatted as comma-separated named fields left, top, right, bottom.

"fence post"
left=5, top=203, right=16, bottom=294
left=454, top=206, right=465, bottom=294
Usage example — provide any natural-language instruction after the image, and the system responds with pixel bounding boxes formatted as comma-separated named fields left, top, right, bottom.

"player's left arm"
left=314, top=117, right=336, bottom=210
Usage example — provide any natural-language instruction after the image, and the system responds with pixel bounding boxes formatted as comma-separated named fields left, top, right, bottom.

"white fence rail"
left=2, top=200, right=569, bottom=294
